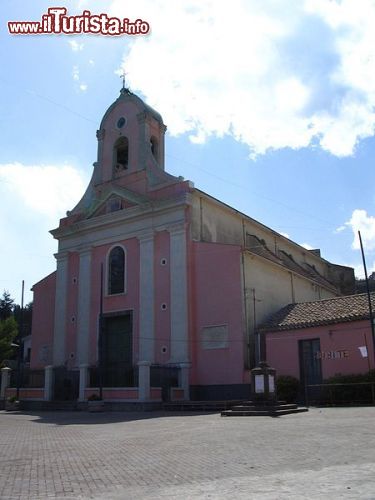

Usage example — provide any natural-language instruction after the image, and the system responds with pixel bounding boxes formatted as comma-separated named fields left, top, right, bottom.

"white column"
left=53, top=251, right=68, bottom=365
left=79, top=364, right=89, bottom=401
left=138, top=232, right=154, bottom=362
left=44, top=365, right=53, bottom=401
left=77, top=248, right=92, bottom=365
left=170, top=226, right=189, bottom=362
left=1, top=367, right=11, bottom=399
left=138, top=361, right=150, bottom=401
left=178, top=362, right=191, bottom=401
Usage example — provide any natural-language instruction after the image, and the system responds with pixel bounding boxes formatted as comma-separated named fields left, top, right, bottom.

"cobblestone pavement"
left=1, top=407, right=375, bottom=499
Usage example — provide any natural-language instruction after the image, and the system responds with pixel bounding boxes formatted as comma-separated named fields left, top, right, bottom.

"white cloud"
left=335, top=225, right=346, bottom=233
left=300, top=243, right=314, bottom=250
left=0, top=163, right=87, bottom=221
left=346, top=209, right=375, bottom=251
left=279, top=232, right=290, bottom=239
left=68, top=40, right=84, bottom=52
left=354, top=263, right=366, bottom=279
left=0, top=163, right=88, bottom=303
left=343, top=261, right=375, bottom=279
left=109, top=0, right=375, bottom=157
left=72, top=65, right=80, bottom=81
left=72, top=65, right=87, bottom=92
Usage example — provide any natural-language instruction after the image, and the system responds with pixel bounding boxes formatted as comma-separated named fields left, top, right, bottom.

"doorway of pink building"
left=299, top=338, right=322, bottom=402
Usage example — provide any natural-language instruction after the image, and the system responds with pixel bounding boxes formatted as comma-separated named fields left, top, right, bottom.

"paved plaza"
left=0, top=407, right=375, bottom=499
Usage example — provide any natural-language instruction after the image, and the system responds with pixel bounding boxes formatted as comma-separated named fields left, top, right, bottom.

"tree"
left=0, top=290, right=14, bottom=321
left=13, top=302, right=33, bottom=338
left=0, top=317, right=18, bottom=364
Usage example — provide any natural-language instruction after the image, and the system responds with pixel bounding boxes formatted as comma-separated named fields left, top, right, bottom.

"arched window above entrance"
left=108, top=246, right=125, bottom=295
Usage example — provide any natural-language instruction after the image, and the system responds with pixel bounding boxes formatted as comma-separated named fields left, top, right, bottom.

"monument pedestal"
left=222, top=362, right=308, bottom=417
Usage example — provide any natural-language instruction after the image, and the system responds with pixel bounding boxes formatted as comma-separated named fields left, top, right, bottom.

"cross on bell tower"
left=120, top=69, right=129, bottom=95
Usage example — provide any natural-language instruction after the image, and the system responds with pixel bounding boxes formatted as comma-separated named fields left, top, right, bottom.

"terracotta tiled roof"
left=258, top=292, right=375, bottom=332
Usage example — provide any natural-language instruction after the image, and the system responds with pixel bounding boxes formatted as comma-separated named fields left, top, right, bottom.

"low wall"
left=5, top=388, right=44, bottom=400
left=85, top=387, right=162, bottom=401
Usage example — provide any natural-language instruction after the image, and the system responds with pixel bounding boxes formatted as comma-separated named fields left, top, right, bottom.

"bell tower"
left=66, top=86, right=179, bottom=219
left=96, top=86, right=167, bottom=185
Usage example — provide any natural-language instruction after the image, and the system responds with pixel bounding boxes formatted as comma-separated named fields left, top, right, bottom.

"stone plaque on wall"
left=201, top=325, right=229, bottom=350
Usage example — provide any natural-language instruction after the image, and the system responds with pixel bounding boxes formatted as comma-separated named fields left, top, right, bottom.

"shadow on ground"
left=0, top=409, right=219, bottom=426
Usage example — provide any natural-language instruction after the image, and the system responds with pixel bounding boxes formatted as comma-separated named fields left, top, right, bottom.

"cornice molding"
left=51, top=193, right=191, bottom=240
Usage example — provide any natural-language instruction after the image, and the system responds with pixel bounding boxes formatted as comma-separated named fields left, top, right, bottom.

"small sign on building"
left=358, top=346, right=368, bottom=358
left=315, top=350, right=349, bottom=360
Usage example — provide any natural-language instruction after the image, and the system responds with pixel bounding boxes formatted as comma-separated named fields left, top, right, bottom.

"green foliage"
left=0, top=291, right=14, bottom=321
left=316, top=371, right=375, bottom=405
left=0, top=317, right=18, bottom=364
left=324, top=370, right=375, bottom=384
left=13, top=302, right=33, bottom=338
left=7, top=395, right=18, bottom=403
left=276, top=375, right=300, bottom=403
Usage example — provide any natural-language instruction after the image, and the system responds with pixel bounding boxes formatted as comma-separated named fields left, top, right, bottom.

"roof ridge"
left=288, top=291, right=375, bottom=307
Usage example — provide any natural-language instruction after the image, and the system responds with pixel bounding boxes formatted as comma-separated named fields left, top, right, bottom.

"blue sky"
left=1, top=0, right=375, bottom=304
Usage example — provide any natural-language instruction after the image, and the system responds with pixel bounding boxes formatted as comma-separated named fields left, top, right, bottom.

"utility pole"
left=358, top=231, right=375, bottom=362
left=16, top=280, right=24, bottom=400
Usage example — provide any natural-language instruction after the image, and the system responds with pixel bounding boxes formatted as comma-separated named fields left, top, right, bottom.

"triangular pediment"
left=86, top=185, right=149, bottom=219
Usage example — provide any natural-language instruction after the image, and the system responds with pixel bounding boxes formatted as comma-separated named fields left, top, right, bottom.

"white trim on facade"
left=169, top=225, right=189, bottom=363
left=138, top=232, right=155, bottom=363
left=55, top=204, right=188, bottom=255
left=52, top=251, right=69, bottom=365
left=76, top=247, right=92, bottom=365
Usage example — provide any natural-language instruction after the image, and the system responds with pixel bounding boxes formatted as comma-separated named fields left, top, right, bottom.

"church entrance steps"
left=163, top=400, right=242, bottom=412
left=221, top=401, right=308, bottom=417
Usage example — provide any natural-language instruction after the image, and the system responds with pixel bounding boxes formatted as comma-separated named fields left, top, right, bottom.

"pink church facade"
left=26, top=88, right=355, bottom=404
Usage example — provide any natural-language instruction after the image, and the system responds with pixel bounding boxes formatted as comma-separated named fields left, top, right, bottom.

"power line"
left=165, top=152, right=336, bottom=229
left=0, top=76, right=351, bottom=238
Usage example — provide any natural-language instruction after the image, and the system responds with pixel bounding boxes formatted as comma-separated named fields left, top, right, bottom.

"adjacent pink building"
left=263, top=293, right=375, bottom=386
left=27, top=88, right=355, bottom=404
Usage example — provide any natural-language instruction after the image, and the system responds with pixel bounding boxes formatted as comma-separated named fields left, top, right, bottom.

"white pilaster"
left=79, top=364, right=89, bottom=401
left=170, top=226, right=189, bottom=362
left=77, top=248, right=92, bottom=365
left=179, top=362, right=191, bottom=400
left=44, top=365, right=53, bottom=401
left=138, top=361, right=151, bottom=401
left=53, top=251, right=68, bottom=365
left=138, top=232, right=154, bottom=362
left=1, top=367, right=11, bottom=399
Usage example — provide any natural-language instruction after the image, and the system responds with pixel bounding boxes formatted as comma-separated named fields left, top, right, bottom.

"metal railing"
left=88, top=365, right=137, bottom=388
left=9, top=368, right=45, bottom=389
left=305, top=382, right=375, bottom=406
